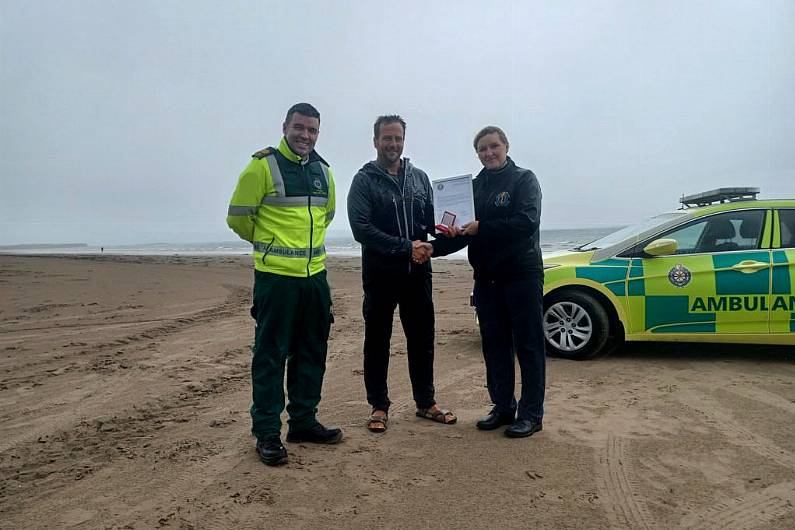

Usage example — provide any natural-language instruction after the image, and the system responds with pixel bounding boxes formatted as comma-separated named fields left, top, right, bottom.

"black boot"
left=256, top=436, right=288, bottom=466
left=286, top=423, right=343, bottom=444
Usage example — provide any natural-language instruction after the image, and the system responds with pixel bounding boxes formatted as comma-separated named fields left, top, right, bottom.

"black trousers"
left=473, top=274, right=546, bottom=423
left=362, top=268, right=436, bottom=412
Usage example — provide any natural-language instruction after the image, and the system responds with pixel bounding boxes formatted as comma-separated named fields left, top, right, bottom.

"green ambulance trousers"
left=250, top=269, right=333, bottom=440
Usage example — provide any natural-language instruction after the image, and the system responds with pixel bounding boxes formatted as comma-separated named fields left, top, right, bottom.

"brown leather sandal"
left=416, top=406, right=457, bottom=424
left=367, top=411, right=388, bottom=433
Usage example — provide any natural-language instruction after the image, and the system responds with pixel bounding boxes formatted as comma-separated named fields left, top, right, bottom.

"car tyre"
left=543, top=291, right=610, bottom=360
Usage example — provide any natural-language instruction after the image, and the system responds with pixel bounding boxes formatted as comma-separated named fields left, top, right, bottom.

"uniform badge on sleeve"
left=668, top=264, right=692, bottom=287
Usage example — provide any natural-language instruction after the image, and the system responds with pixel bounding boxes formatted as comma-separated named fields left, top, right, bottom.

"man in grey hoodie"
left=347, top=115, right=456, bottom=433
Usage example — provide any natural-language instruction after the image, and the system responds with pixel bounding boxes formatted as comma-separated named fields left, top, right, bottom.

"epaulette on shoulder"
left=251, top=148, right=272, bottom=159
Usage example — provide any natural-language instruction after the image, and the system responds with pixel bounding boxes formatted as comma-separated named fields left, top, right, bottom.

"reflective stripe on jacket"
left=227, top=137, right=335, bottom=277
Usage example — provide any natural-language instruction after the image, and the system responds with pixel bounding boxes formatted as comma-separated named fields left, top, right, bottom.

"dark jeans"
left=362, top=268, right=436, bottom=412
left=250, top=270, right=333, bottom=439
left=473, top=274, right=545, bottom=423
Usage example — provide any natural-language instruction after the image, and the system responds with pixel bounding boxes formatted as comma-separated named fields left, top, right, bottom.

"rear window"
left=659, top=209, right=765, bottom=254
left=780, top=209, right=795, bottom=248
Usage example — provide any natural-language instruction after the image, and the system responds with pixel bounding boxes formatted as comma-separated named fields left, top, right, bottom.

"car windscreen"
left=576, top=212, right=688, bottom=251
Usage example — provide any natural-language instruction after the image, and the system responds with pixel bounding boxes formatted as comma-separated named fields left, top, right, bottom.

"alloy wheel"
left=543, top=301, right=593, bottom=352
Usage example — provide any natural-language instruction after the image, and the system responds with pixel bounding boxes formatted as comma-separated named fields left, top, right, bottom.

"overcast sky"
left=1, top=1, right=793, bottom=245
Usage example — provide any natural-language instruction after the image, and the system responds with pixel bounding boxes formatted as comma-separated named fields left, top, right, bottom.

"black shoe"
left=256, top=436, right=288, bottom=466
left=504, top=419, right=543, bottom=438
left=476, top=408, right=516, bottom=431
left=286, top=423, right=343, bottom=444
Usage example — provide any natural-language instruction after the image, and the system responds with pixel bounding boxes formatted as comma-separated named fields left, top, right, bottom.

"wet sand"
left=0, top=254, right=793, bottom=529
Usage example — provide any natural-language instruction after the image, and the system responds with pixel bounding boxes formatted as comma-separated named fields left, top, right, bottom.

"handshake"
left=411, top=241, right=433, bottom=264
left=410, top=220, right=479, bottom=265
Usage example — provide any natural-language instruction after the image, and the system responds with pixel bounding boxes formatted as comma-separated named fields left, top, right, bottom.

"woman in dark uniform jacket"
left=431, top=126, right=545, bottom=438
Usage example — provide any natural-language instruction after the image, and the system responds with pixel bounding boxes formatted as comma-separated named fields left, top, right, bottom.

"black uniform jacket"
left=347, top=159, right=435, bottom=283
left=432, top=157, right=543, bottom=281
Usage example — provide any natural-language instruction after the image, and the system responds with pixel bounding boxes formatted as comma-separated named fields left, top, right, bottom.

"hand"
left=412, top=240, right=433, bottom=264
left=438, top=224, right=460, bottom=238
left=461, top=220, right=479, bottom=236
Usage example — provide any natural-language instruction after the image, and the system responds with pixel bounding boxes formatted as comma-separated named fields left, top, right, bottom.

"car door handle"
left=730, top=260, right=769, bottom=273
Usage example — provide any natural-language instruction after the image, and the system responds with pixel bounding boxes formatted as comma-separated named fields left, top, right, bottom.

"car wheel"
left=543, top=291, right=610, bottom=360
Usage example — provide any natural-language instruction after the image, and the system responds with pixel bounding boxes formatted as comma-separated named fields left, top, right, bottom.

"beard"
left=382, top=150, right=400, bottom=162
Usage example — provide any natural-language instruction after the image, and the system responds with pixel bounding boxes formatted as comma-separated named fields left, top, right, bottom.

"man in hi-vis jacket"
left=227, top=103, right=341, bottom=466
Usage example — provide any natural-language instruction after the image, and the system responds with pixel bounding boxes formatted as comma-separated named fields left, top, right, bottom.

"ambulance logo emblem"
left=313, top=178, right=323, bottom=191
left=668, top=264, right=691, bottom=287
left=494, top=192, right=511, bottom=207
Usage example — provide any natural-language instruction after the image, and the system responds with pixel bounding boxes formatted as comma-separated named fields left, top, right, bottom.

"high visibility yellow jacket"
left=227, top=137, right=335, bottom=277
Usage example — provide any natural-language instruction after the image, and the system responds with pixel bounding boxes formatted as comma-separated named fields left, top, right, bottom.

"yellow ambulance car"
left=542, top=188, right=795, bottom=359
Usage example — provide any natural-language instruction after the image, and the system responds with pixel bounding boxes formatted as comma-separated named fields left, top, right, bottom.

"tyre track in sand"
left=675, top=388, right=795, bottom=471
left=0, top=360, right=251, bottom=527
left=595, top=433, right=654, bottom=530
left=0, top=284, right=249, bottom=355
left=722, top=385, right=795, bottom=416
left=0, top=286, right=249, bottom=455
left=671, top=388, right=795, bottom=529
left=0, top=284, right=250, bottom=398
left=679, top=481, right=795, bottom=530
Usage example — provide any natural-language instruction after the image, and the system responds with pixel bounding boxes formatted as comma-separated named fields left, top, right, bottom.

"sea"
left=0, top=227, right=619, bottom=258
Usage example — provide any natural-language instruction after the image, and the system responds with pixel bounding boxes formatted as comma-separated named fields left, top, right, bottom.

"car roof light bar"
left=679, top=187, right=760, bottom=208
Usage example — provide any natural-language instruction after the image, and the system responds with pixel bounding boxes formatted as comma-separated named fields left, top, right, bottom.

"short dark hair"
left=373, top=115, right=406, bottom=139
left=473, top=125, right=509, bottom=150
left=285, top=102, right=320, bottom=124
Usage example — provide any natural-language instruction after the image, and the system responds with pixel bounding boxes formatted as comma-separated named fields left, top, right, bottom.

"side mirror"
left=643, top=238, right=678, bottom=256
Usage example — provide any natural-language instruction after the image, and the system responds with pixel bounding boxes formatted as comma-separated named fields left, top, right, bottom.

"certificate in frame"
left=432, top=174, right=475, bottom=231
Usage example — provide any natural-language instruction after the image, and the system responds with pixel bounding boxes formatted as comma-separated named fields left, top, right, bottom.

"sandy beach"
left=0, top=254, right=793, bottom=529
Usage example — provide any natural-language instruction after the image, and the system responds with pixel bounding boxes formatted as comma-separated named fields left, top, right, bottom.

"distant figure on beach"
left=347, top=114, right=457, bottom=433
left=226, top=102, right=341, bottom=466
left=428, top=126, right=546, bottom=438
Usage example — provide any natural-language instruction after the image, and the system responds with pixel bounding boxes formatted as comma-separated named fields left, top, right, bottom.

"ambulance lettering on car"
left=538, top=188, right=795, bottom=359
